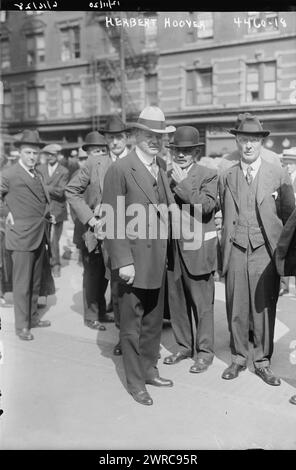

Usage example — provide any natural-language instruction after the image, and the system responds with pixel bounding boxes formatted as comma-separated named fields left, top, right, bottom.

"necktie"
left=149, top=159, right=159, bottom=180
left=246, top=165, right=253, bottom=185
left=29, top=168, right=36, bottom=177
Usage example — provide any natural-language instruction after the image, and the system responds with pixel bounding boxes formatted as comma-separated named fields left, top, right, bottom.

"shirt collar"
left=110, top=147, right=128, bottom=162
left=240, top=156, right=261, bottom=173
left=18, top=159, right=35, bottom=177
left=135, top=146, right=156, bottom=167
left=48, top=161, right=58, bottom=172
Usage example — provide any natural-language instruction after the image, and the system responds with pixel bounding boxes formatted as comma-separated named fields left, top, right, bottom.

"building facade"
left=1, top=10, right=296, bottom=156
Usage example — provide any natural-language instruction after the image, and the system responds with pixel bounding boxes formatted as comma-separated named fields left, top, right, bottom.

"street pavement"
left=1, top=224, right=296, bottom=450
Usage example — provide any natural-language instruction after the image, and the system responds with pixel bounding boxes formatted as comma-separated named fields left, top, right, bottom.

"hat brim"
left=167, top=142, right=204, bottom=148
left=81, top=144, right=108, bottom=151
left=129, top=122, right=176, bottom=134
left=14, top=140, right=45, bottom=148
left=100, top=128, right=131, bottom=134
left=229, top=129, right=270, bottom=137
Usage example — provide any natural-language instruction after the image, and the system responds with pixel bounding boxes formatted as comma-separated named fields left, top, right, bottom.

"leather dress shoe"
left=131, top=390, right=153, bottom=406
left=113, top=341, right=122, bottom=356
left=17, top=328, right=34, bottom=341
left=99, top=313, right=114, bottom=323
left=289, top=395, right=296, bottom=405
left=222, top=363, right=246, bottom=380
left=279, top=288, right=289, bottom=296
left=84, top=320, right=106, bottom=331
left=145, top=376, right=174, bottom=387
left=163, top=351, right=190, bottom=365
left=189, top=358, right=211, bottom=374
left=31, top=320, right=51, bottom=328
left=254, top=366, right=281, bottom=386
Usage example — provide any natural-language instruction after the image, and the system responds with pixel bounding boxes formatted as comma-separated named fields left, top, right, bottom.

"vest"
left=233, top=169, right=265, bottom=250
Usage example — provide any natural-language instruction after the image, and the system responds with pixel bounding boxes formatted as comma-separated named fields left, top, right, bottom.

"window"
left=62, top=84, right=82, bottom=115
left=145, top=74, right=158, bottom=106
left=60, top=26, right=80, bottom=61
left=186, top=68, right=213, bottom=105
left=197, top=12, right=213, bottom=39
left=0, top=37, right=10, bottom=69
left=27, top=87, right=47, bottom=118
left=26, top=33, right=45, bottom=66
left=247, top=11, right=279, bottom=34
left=246, top=62, right=276, bottom=102
left=3, top=89, right=12, bottom=120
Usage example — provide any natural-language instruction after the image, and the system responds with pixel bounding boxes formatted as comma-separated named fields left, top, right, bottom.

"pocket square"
left=272, top=191, right=278, bottom=200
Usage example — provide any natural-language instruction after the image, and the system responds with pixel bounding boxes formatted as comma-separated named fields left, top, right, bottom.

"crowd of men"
left=0, top=107, right=296, bottom=408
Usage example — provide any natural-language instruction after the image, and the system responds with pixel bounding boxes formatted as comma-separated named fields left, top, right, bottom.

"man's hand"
left=88, top=216, right=98, bottom=228
left=6, top=212, right=14, bottom=226
left=93, top=219, right=105, bottom=240
left=119, top=264, right=135, bottom=285
left=171, top=162, right=188, bottom=184
left=49, top=214, right=56, bottom=224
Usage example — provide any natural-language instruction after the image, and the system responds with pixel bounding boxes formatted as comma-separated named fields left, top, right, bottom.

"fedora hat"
left=167, top=126, right=204, bottom=148
left=14, top=129, right=45, bottom=148
left=42, top=143, right=63, bottom=155
left=128, top=106, right=176, bottom=134
left=82, top=131, right=107, bottom=151
left=229, top=113, right=270, bottom=137
left=100, top=115, right=130, bottom=134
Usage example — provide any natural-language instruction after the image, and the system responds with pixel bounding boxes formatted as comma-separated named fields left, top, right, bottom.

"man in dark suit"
left=0, top=130, right=52, bottom=340
left=100, top=116, right=131, bottom=356
left=66, top=131, right=114, bottom=329
left=38, top=144, right=69, bottom=278
left=163, top=126, right=218, bottom=373
left=102, top=106, right=177, bottom=405
left=275, top=207, right=296, bottom=404
left=278, top=148, right=296, bottom=295
left=219, top=113, right=295, bottom=385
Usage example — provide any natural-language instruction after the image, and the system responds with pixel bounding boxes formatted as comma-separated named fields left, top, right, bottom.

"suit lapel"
left=95, top=155, right=112, bottom=193
left=17, top=163, right=48, bottom=203
left=225, top=164, right=240, bottom=209
left=130, top=151, right=158, bottom=205
left=256, top=161, right=274, bottom=206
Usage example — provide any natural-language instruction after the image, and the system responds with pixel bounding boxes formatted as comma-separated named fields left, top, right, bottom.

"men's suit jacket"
left=218, top=147, right=281, bottom=173
left=38, top=163, right=69, bottom=223
left=275, top=207, right=296, bottom=276
left=0, top=162, right=51, bottom=251
left=169, top=163, right=218, bottom=276
left=219, top=160, right=295, bottom=275
left=102, top=150, right=177, bottom=290
left=65, top=153, right=112, bottom=225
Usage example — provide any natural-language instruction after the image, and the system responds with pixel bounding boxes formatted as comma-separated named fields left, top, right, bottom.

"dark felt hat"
left=82, top=131, right=107, bottom=151
left=229, top=113, right=270, bottom=137
left=100, top=115, right=130, bottom=134
left=14, top=129, right=45, bottom=148
left=167, top=126, right=204, bottom=148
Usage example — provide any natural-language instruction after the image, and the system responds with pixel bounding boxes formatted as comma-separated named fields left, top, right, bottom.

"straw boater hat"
left=128, top=106, right=176, bottom=134
left=229, top=113, right=270, bottom=137
left=14, top=129, right=45, bottom=148
left=42, top=144, right=63, bottom=155
left=282, top=147, right=296, bottom=161
left=167, top=126, right=204, bottom=148
left=82, top=131, right=107, bottom=151
left=99, top=115, right=131, bottom=135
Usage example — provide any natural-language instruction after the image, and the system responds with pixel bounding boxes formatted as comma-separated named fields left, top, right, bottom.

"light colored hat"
left=42, top=143, right=63, bottom=154
left=128, top=106, right=176, bottom=134
left=282, top=147, right=296, bottom=159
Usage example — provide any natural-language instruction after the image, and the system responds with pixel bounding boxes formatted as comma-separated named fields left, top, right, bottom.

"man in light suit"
left=102, top=106, right=177, bottom=405
left=38, top=144, right=69, bottom=278
left=0, top=130, right=52, bottom=340
left=219, top=113, right=295, bottom=385
left=66, top=131, right=114, bottom=329
left=100, top=115, right=131, bottom=356
left=163, top=126, right=218, bottom=373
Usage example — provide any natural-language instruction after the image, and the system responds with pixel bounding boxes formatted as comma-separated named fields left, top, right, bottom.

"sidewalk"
left=0, top=250, right=296, bottom=450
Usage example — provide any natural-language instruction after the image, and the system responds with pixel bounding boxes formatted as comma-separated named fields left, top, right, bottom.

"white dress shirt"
left=135, top=146, right=159, bottom=179
left=48, top=162, right=58, bottom=177
left=240, top=156, right=261, bottom=180
left=18, top=160, right=35, bottom=177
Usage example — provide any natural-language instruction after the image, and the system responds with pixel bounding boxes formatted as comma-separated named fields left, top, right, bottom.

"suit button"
left=233, top=221, right=236, bottom=225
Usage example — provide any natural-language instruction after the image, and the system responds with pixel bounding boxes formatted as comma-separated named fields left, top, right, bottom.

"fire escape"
left=86, top=11, right=159, bottom=127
